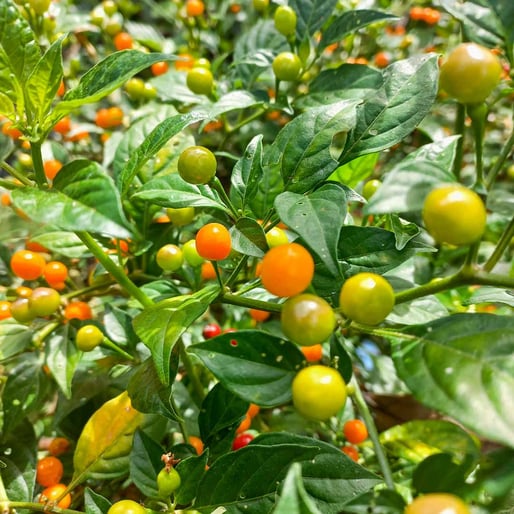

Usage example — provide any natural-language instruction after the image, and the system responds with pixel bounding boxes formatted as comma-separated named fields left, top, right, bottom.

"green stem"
left=7, top=502, right=83, bottom=514
left=62, top=279, right=117, bottom=300
left=209, top=177, right=239, bottom=220
left=32, top=321, right=60, bottom=349
left=225, top=108, right=267, bottom=136
left=0, top=161, right=33, bottom=187
left=30, top=141, right=49, bottom=188
left=467, top=103, right=487, bottom=191
left=485, top=111, right=514, bottom=188
left=394, top=273, right=464, bottom=305
left=178, top=339, right=206, bottom=404
left=225, top=254, right=249, bottom=289
left=452, top=103, right=466, bottom=179
left=221, top=292, right=282, bottom=313
left=483, top=215, right=514, bottom=272
left=76, top=232, right=154, bottom=309
left=101, top=337, right=135, bottom=361
left=349, top=376, right=395, bottom=490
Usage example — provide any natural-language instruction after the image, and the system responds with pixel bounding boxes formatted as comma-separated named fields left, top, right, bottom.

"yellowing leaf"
left=72, top=391, right=145, bottom=482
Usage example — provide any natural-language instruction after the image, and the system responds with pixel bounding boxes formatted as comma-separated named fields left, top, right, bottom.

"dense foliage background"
left=0, top=0, right=513, bottom=513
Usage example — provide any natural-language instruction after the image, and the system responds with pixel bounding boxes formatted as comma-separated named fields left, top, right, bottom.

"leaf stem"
left=209, top=177, right=240, bottom=220
left=220, top=292, right=282, bottom=313
left=30, top=141, right=49, bottom=188
left=178, top=339, right=206, bottom=404
left=101, top=337, right=135, bottom=361
left=485, top=107, right=514, bottom=188
left=452, top=103, right=466, bottom=179
left=467, top=103, right=486, bottom=191
left=349, top=376, right=395, bottom=490
left=0, top=161, right=33, bottom=187
left=7, top=502, right=84, bottom=514
left=75, top=231, right=154, bottom=308
left=482, top=215, right=514, bottom=272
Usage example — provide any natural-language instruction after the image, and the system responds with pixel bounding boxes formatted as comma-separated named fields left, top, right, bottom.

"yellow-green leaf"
left=72, top=391, right=145, bottom=482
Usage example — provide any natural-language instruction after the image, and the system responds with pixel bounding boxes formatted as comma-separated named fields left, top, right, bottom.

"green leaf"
left=391, top=314, right=514, bottom=448
left=380, top=419, right=480, bottom=465
left=84, top=489, right=112, bottom=514
left=265, top=100, right=359, bottom=194
left=328, top=153, right=379, bottom=189
left=127, top=357, right=182, bottom=422
left=133, top=173, right=229, bottom=212
left=440, top=0, right=504, bottom=48
left=0, top=321, right=32, bottom=360
left=133, top=285, right=220, bottom=385
left=53, top=159, right=131, bottom=232
left=465, top=286, right=514, bottom=307
left=412, top=453, right=468, bottom=493
left=25, top=37, right=64, bottom=126
left=297, top=64, right=383, bottom=109
left=0, top=0, right=40, bottom=107
left=54, top=51, right=176, bottom=115
left=273, top=462, right=323, bottom=514
left=275, top=184, right=347, bottom=277
left=341, top=55, right=439, bottom=164
left=44, top=325, right=81, bottom=400
left=338, top=226, right=434, bottom=277
left=289, top=0, right=338, bottom=41
left=388, top=296, right=448, bottom=326
left=11, top=189, right=130, bottom=241
left=72, top=391, right=146, bottom=482
left=365, top=137, right=459, bottom=214
left=200, top=90, right=264, bottom=120
left=130, top=429, right=163, bottom=498
left=118, top=111, right=207, bottom=194
left=29, top=231, right=88, bottom=258
left=320, top=10, right=399, bottom=51
left=230, top=135, right=264, bottom=215
left=199, top=383, right=249, bottom=460
left=194, top=432, right=382, bottom=514
left=189, top=330, right=305, bottom=408
left=176, top=452, right=210, bottom=505
left=111, top=104, right=180, bottom=176
left=329, top=335, right=353, bottom=383
left=488, top=0, right=514, bottom=51
left=2, top=356, right=50, bottom=435
left=230, top=217, right=268, bottom=258
left=341, top=489, right=406, bottom=513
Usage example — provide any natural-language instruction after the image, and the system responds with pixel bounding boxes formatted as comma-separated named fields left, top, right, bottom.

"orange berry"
left=2, top=121, right=22, bottom=139
left=39, top=483, right=71, bottom=509
left=151, top=61, right=169, bottom=76
left=36, top=456, right=64, bottom=487
left=259, top=243, right=314, bottom=297
left=423, top=7, right=440, bottom=25
left=201, top=261, right=217, bottom=281
left=374, top=51, right=390, bottom=68
left=188, top=435, right=204, bottom=455
left=95, top=107, right=124, bottom=129
left=53, top=117, right=71, bottom=135
left=341, top=445, right=359, bottom=462
left=16, top=286, right=33, bottom=298
left=230, top=3, right=241, bottom=13
left=301, top=343, right=323, bottom=362
left=343, top=419, right=368, bottom=444
left=48, top=437, right=70, bottom=457
left=25, top=241, right=49, bottom=253
left=57, top=80, right=65, bottom=97
left=43, top=159, right=63, bottom=180
left=1, top=191, right=11, bottom=207
left=249, top=308, right=271, bottom=322
left=113, top=31, right=133, bottom=50
left=10, top=250, right=46, bottom=280
left=175, top=53, right=195, bottom=71
left=186, top=0, right=205, bottom=17
left=409, top=6, right=424, bottom=21
left=196, top=223, right=232, bottom=261
left=43, top=261, right=69, bottom=285
left=0, top=300, right=12, bottom=320
left=64, top=301, right=93, bottom=321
